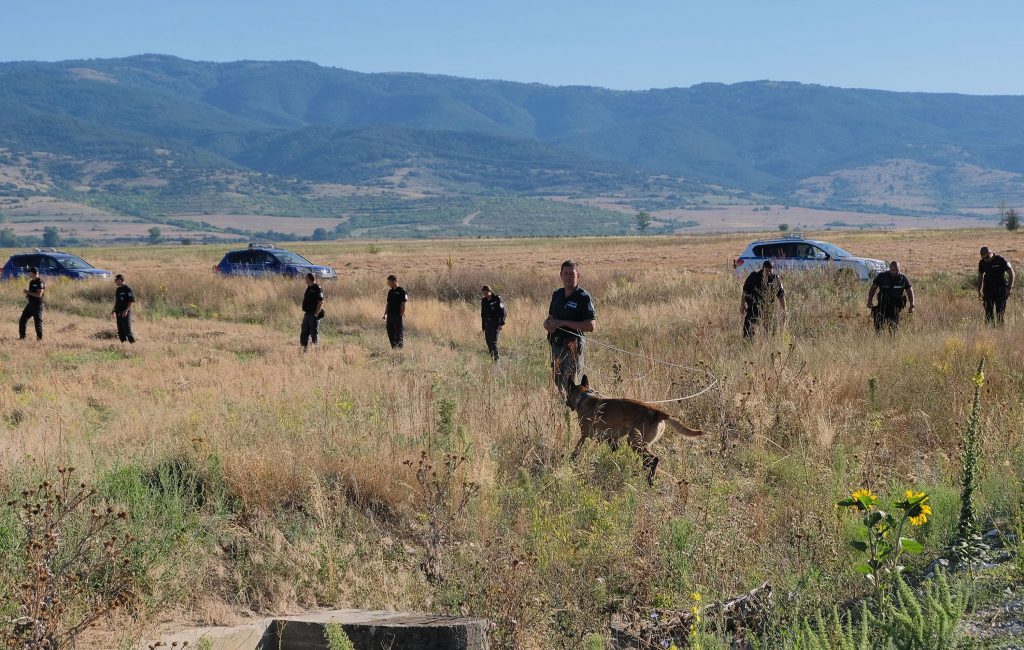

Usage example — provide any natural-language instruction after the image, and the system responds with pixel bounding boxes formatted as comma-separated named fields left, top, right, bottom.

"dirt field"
left=0, top=192, right=999, bottom=243
left=217, top=229, right=1017, bottom=278
left=550, top=196, right=990, bottom=232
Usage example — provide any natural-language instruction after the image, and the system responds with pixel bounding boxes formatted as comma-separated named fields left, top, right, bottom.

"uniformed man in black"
left=111, top=274, right=136, bottom=344
left=18, top=266, right=45, bottom=341
left=867, top=260, right=915, bottom=335
left=741, top=261, right=786, bottom=339
left=480, top=285, right=506, bottom=362
left=300, top=272, right=325, bottom=352
left=978, top=246, right=1014, bottom=326
left=543, top=260, right=596, bottom=395
left=382, top=274, right=407, bottom=349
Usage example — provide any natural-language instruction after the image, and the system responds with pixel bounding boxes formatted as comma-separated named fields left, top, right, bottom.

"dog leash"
left=555, top=327, right=719, bottom=402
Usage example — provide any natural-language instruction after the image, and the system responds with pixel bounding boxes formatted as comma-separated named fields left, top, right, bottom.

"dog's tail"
left=665, top=415, right=704, bottom=438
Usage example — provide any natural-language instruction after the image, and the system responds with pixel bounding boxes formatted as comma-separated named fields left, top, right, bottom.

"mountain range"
left=1, top=54, right=1023, bottom=238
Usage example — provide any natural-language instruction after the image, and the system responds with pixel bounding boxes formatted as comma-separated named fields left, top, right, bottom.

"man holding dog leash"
left=544, top=260, right=596, bottom=395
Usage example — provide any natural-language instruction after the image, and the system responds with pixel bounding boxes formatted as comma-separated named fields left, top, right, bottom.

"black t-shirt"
left=26, top=277, right=44, bottom=304
left=386, top=286, right=408, bottom=315
left=481, top=294, right=506, bottom=325
left=548, top=286, right=595, bottom=342
left=979, top=255, right=1011, bottom=294
left=302, top=283, right=324, bottom=313
left=742, top=271, right=785, bottom=305
left=873, top=272, right=912, bottom=307
left=114, top=285, right=135, bottom=312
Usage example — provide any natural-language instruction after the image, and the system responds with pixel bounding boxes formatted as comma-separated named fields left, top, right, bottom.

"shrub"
left=949, top=359, right=989, bottom=569
left=1, top=468, right=137, bottom=649
left=324, top=622, right=356, bottom=650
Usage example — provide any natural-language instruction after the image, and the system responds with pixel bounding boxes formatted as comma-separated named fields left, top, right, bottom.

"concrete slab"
left=139, top=609, right=489, bottom=650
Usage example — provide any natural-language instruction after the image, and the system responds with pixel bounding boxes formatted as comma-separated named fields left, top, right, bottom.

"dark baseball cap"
left=481, top=285, right=492, bottom=292
left=27, top=266, right=38, bottom=274
left=762, top=260, right=773, bottom=269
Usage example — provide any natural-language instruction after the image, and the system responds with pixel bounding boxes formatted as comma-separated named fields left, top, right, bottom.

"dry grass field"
left=1, top=229, right=1023, bottom=648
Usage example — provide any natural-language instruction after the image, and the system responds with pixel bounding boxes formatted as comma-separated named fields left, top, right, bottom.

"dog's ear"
left=581, top=374, right=589, bottom=388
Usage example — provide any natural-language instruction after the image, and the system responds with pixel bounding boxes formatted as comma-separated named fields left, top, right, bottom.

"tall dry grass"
left=0, top=232, right=1022, bottom=647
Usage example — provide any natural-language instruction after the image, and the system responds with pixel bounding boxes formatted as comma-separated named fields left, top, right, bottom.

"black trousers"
left=742, top=302, right=761, bottom=339
left=872, top=303, right=902, bottom=335
left=983, top=290, right=1007, bottom=325
left=300, top=312, right=319, bottom=348
left=116, top=313, right=135, bottom=343
left=386, top=314, right=404, bottom=348
left=483, top=321, right=501, bottom=361
left=18, top=303, right=42, bottom=340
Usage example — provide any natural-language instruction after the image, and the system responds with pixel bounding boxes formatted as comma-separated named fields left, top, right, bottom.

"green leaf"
left=849, top=540, right=869, bottom=552
left=837, top=498, right=857, bottom=507
left=854, top=564, right=873, bottom=575
left=899, top=537, right=923, bottom=553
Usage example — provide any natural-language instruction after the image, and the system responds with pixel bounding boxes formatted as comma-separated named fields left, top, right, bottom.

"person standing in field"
left=480, top=285, right=506, bottom=362
left=867, top=260, right=915, bottom=335
left=18, top=266, right=45, bottom=341
left=978, top=246, right=1014, bottom=326
left=110, top=274, right=136, bottom=344
left=544, top=260, right=595, bottom=395
left=300, top=272, right=325, bottom=352
left=741, top=260, right=786, bottom=339
left=382, top=274, right=407, bottom=349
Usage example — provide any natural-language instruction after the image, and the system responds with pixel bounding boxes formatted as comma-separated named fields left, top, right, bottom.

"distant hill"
left=1, top=54, right=1023, bottom=235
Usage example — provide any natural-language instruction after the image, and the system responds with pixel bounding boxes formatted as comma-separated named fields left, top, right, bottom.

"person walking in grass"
left=741, top=260, right=786, bottom=339
left=300, top=272, right=325, bottom=352
left=480, top=284, right=506, bottom=362
left=382, top=274, right=407, bottom=349
left=18, top=266, right=45, bottom=341
left=978, top=246, right=1014, bottom=326
left=543, top=260, right=595, bottom=395
left=111, top=274, right=136, bottom=344
left=867, top=260, right=915, bottom=335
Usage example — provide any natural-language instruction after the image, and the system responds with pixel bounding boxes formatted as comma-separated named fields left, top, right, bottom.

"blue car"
left=1, top=249, right=113, bottom=280
left=214, top=244, right=337, bottom=279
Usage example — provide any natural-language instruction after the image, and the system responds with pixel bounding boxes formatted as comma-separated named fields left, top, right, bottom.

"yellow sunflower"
left=851, top=488, right=878, bottom=506
left=909, top=504, right=933, bottom=526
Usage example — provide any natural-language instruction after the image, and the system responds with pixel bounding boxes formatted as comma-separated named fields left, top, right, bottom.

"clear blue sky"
left=3, top=0, right=1021, bottom=94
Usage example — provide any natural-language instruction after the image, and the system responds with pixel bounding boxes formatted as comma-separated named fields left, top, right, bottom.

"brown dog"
left=566, top=375, right=704, bottom=485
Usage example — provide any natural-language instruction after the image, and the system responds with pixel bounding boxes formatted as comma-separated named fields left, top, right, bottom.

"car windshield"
left=272, top=251, right=313, bottom=266
left=814, top=243, right=853, bottom=258
left=54, top=256, right=95, bottom=270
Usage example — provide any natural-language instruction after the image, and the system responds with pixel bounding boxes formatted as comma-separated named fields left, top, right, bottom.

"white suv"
left=732, top=237, right=888, bottom=280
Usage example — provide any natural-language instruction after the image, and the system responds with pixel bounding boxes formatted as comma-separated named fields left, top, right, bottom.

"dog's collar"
left=570, top=390, right=590, bottom=410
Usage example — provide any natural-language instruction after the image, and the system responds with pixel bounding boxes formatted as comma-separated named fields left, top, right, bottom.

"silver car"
left=732, top=237, right=887, bottom=280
